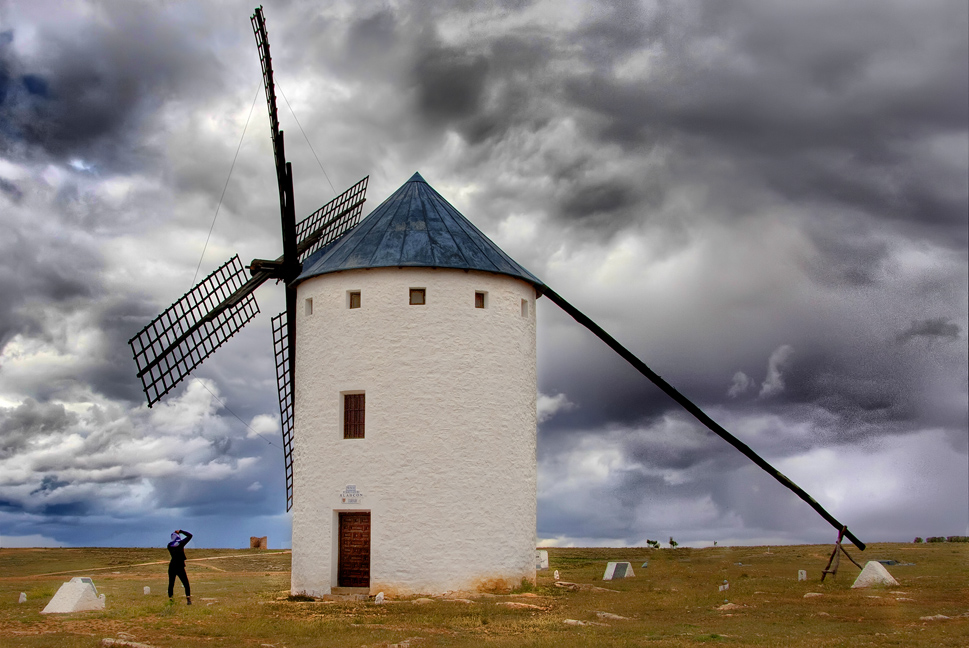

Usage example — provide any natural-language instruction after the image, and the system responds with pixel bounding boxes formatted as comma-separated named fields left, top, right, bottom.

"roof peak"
left=297, top=173, right=543, bottom=288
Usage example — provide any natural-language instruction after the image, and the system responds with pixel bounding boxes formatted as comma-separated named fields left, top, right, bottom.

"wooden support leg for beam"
left=821, top=527, right=847, bottom=581
left=839, top=542, right=863, bottom=570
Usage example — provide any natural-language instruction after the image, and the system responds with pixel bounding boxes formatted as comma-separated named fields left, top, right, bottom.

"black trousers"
left=168, top=562, right=191, bottom=597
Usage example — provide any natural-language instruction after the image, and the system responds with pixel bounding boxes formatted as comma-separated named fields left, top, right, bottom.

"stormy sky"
left=1, top=0, right=965, bottom=550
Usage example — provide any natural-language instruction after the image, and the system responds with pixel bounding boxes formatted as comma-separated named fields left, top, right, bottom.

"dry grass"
left=1, top=542, right=967, bottom=647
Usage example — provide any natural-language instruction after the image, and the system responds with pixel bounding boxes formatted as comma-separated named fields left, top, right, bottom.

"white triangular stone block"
left=851, top=561, right=899, bottom=588
left=41, top=577, right=106, bottom=613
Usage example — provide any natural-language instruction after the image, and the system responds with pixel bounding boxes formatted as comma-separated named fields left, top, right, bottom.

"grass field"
left=1, top=542, right=966, bottom=647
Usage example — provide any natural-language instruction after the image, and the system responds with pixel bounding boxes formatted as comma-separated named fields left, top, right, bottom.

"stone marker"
left=852, top=561, right=900, bottom=588
left=596, top=611, right=629, bottom=620
left=641, top=561, right=648, bottom=568
left=497, top=601, right=543, bottom=609
left=798, top=570, right=807, bottom=581
left=719, top=580, right=729, bottom=592
left=535, top=549, right=549, bottom=570
left=250, top=536, right=268, bottom=550
left=144, top=586, right=150, bottom=595
left=602, top=562, right=635, bottom=581
left=19, top=592, right=26, bottom=603
left=100, top=639, right=154, bottom=648
left=374, top=592, right=385, bottom=605
left=41, top=577, right=105, bottom=614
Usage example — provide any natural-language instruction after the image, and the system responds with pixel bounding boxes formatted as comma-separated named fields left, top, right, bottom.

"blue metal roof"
left=296, top=173, right=544, bottom=288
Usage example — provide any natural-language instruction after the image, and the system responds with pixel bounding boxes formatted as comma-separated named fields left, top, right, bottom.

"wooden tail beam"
left=541, top=285, right=866, bottom=551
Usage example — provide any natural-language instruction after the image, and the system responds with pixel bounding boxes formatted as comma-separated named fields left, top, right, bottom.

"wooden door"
left=338, top=512, right=371, bottom=587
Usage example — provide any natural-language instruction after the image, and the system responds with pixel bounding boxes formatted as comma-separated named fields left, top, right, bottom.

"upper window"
left=348, top=291, right=361, bottom=309
left=305, top=298, right=313, bottom=316
left=475, top=291, right=486, bottom=309
left=521, top=299, right=529, bottom=317
left=344, top=393, right=365, bottom=439
left=409, top=288, right=426, bottom=305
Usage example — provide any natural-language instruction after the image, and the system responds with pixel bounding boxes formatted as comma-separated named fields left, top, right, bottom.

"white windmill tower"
left=290, top=172, right=542, bottom=595
left=129, top=6, right=867, bottom=600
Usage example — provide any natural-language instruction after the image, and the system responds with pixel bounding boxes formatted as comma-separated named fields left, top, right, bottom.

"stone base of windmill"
left=250, top=536, right=268, bottom=549
left=41, top=577, right=105, bottom=614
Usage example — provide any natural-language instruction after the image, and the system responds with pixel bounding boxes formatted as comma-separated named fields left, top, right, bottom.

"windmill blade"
left=296, top=176, right=369, bottom=261
left=541, top=285, right=866, bottom=551
left=251, top=6, right=283, bottom=173
left=129, top=255, right=263, bottom=407
left=271, top=310, right=295, bottom=511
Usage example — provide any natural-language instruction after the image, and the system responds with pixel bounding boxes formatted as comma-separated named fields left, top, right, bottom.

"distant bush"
left=669, top=537, right=678, bottom=549
left=913, top=537, right=923, bottom=543
left=926, top=536, right=946, bottom=543
left=646, top=539, right=660, bottom=549
left=946, top=536, right=969, bottom=543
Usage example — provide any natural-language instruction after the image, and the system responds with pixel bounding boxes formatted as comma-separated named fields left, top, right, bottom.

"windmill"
left=130, top=6, right=863, bottom=597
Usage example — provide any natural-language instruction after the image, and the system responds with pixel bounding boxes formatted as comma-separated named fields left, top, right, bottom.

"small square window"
left=521, top=299, right=528, bottom=317
left=344, top=393, right=365, bottom=439
left=475, top=291, right=486, bottom=309
left=305, top=298, right=313, bottom=316
left=348, top=291, right=361, bottom=309
left=409, top=288, right=426, bottom=305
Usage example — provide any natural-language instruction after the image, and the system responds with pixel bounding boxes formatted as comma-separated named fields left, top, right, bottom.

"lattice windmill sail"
left=129, top=6, right=367, bottom=511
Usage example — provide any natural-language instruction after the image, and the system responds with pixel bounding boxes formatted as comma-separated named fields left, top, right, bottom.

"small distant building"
left=290, top=173, right=541, bottom=596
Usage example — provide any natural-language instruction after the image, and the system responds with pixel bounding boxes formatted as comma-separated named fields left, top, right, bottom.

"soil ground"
left=1, top=542, right=966, bottom=647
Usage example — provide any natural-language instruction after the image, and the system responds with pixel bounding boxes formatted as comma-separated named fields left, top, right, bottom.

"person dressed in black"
left=167, top=529, right=193, bottom=604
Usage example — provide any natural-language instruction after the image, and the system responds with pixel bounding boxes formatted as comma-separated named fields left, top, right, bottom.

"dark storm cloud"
left=561, top=0, right=968, bottom=242
left=0, top=225, right=101, bottom=349
left=412, top=45, right=491, bottom=125
left=0, top=3, right=223, bottom=169
left=0, top=399, right=74, bottom=459
left=897, top=317, right=962, bottom=343
left=82, top=296, right=162, bottom=404
left=556, top=177, right=645, bottom=229
left=0, top=176, right=23, bottom=201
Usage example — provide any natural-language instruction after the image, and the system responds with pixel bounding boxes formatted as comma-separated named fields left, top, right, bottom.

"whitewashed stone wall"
left=291, top=267, right=538, bottom=597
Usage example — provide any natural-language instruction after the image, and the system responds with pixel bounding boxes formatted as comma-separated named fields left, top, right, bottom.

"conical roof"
left=296, top=173, right=543, bottom=288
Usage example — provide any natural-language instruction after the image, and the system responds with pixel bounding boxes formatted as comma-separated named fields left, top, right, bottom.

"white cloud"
left=537, top=392, right=576, bottom=423
left=727, top=371, right=753, bottom=397
left=759, top=345, right=795, bottom=398
left=247, top=414, right=279, bottom=439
